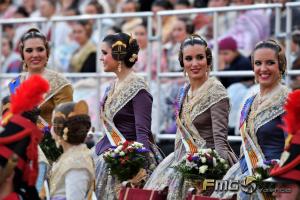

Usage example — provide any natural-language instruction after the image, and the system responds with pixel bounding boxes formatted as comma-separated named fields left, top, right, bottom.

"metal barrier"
left=0, top=12, right=154, bottom=130
left=1, top=3, right=300, bottom=143
left=154, top=3, right=284, bottom=143
left=285, top=2, right=300, bottom=84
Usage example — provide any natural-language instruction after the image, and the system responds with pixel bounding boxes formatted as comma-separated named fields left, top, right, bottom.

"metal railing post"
left=275, top=6, right=281, bottom=38
left=155, top=14, right=163, bottom=140
left=285, top=5, right=292, bottom=86
left=213, top=11, right=219, bottom=72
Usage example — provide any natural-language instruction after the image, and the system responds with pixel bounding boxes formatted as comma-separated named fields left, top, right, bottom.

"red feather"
left=10, top=75, right=49, bottom=114
left=282, top=89, right=300, bottom=135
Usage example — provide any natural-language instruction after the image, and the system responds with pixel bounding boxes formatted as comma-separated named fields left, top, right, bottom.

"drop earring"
left=22, top=62, right=27, bottom=71
left=55, top=138, right=61, bottom=148
left=118, top=61, right=122, bottom=73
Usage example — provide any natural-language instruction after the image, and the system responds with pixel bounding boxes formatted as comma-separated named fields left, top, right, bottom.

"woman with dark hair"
left=144, top=34, right=237, bottom=199
left=93, top=32, right=162, bottom=199
left=9, top=28, right=73, bottom=162
left=212, top=40, right=290, bottom=199
left=50, top=100, right=95, bottom=200
left=70, top=20, right=97, bottom=72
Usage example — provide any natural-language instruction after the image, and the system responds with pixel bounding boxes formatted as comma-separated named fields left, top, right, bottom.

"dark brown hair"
left=53, top=102, right=91, bottom=145
left=103, top=32, right=140, bottom=68
left=19, top=28, right=50, bottom=60
left=178, top=34, right=212, bottom=68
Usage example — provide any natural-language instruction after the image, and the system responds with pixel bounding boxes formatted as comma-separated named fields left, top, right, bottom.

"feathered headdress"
left=268, top=89, right=300, bottom=183
left=0, top=75, right=49, bottom=186
left=281, top=90, right=300, bottom=137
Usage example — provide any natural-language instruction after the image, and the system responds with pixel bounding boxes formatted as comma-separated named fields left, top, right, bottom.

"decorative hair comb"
left=112, top=41, right=127, bottom=49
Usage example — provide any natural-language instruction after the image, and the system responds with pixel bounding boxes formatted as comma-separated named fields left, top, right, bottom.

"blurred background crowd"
left=2, top=0, right=300, bottom=154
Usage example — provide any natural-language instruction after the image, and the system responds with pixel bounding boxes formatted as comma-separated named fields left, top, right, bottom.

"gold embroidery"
left=20, top=69, right=72, bottom=107
left=50, top=144, right=94, bottom=196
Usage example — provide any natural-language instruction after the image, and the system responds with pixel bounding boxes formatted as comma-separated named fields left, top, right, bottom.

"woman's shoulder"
left=207, top=77, right=228, bottom=99
left=44, top=69, right=71, bottom=89
left=44, top=69, right=69, bottom=80
left=130, top=73, right=150, bottom=90
left=59, top=145, right=94, bottom=171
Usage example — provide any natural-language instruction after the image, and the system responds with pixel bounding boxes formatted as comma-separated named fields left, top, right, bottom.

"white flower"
left=114, top=149, right=120, bottom=154
left=199, top=165, right=208, bottom=174
left=110, top=153, right=116, bottom=157
left=149, top=164, right=156, bottom=170
left=255, top=173, right=262, bottom=180
left=224, top=164, right=229, bottom=169
left=200, top=156, right=206, bottom=163
left=186, top=161, right=198, bottom=169
left=219, top=158, right=226, bottom=164
left=119, top=151, right=125, bottom=156
left=213, top=157, right=217, bottom=167
left=202, top=149, right=212, bottom=154
left=198, top=149, right=204, bottom=154
left=132, top=142, right=143, bottom=148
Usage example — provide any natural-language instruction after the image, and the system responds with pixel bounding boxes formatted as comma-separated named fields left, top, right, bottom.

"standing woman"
left=93, top=32, right=162, bottom=200
left=50, top=101, right=95, bottom=200
left=212, top=40, right=289, bottom=200
left=8, top=28, right=73, bottom=162
left=144, top=34, right=237, bottom=199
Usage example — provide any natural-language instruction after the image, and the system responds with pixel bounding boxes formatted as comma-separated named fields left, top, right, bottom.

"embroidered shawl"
left=240, top=84, right=289, bottom=160
left=17, top=69, right=71, bottom=108
left=174, top=77, right=228, bottom=160
left=102, top=72, right=150, bottom=121
left=50, top=144, right=95, bottom=196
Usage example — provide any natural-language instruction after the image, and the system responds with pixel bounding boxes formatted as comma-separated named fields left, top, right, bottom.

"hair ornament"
left=112, top=40, right=127, bottom=49
left=111, top=40, right=127, bottom=61
left=63, top=127, right=68, bottom=141
left=129, top=53, right=138, bottom=62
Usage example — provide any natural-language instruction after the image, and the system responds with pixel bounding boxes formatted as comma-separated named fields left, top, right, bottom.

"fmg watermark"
left=202, top=177, right=292, bottom=194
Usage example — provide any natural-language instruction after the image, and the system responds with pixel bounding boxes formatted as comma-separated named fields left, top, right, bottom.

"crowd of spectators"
left=2, top=0, right=300, bottom=136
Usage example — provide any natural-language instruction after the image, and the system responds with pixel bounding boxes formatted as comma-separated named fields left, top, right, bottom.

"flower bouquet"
left=175, top=148, right=229, bottom=196
left=103, top=141, right=149, bottom=182
left=176, top=148, right=229, bottom=180
left=253, top=159, right=279, bottom=189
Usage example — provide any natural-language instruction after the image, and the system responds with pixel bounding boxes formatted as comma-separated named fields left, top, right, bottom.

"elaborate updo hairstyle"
left=251, top=39, right=286, bottom=76
left=178, top=34, right=212, bottom=68
left=53, top=101, right=91, bottom=145
left=19, top=28, right=50, bottom=60
left=103, top=32, right=140, bottom=68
